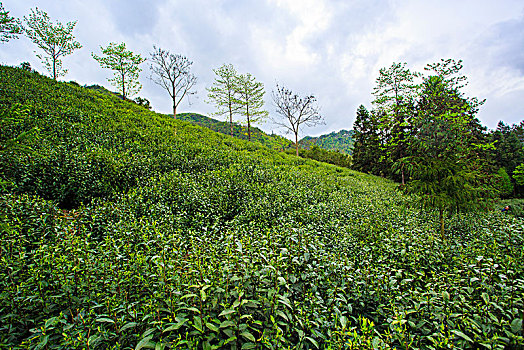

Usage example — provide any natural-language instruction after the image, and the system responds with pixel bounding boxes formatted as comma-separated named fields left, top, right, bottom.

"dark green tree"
left=352, top=105, right=381, bottom=174
left=497, top=168, right=514, bottom=198
left=371, top=62, right=420, bottom=183
left=401, top=59, right=491, bottom=236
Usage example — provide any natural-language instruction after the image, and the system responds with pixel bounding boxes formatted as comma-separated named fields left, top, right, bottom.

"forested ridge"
left=1, top=65, right=524, bottom=349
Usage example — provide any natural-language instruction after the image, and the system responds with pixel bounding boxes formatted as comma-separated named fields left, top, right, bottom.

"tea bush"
left=1, top=65, right=523, bottom=349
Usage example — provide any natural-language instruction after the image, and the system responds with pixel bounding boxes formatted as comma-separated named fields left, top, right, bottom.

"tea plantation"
left=1, top=65, right=523, bottom=349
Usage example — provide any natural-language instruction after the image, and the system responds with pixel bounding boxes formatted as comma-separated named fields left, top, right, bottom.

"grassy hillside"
left=177, top=113, right=293, bottom=151
left=1, top=65, right=523, bottom=349
left=177, top=113, right=352, bottom=168
left=300, top=129, right=354, bottom=154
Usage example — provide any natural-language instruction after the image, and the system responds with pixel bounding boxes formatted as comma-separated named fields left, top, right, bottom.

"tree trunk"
left=173, top=103, right=177, bottom=119
left=247, top=116, right=251, bottom=142
left=401, top=163, right=405, bottom=185
left=53, top=58, right=56, bottom=80
left=439, top=206, right=445, bottom=240
left=295, top=132, right=299, bottom=156
left=121, top=74, right=126, bottom=100
left=229, top=108, right=233, bottom=137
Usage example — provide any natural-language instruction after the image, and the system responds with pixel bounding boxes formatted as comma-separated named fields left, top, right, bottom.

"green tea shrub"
left=1, top=65, right=524, bottom=349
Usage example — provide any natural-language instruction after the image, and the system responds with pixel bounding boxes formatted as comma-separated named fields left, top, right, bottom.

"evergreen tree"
left=401, top=59, right=491, bottom=236
left=352, top=105, right=381, bottom=174
left=497, top=168, right=514, bottom=198
left=371, top=62, right=420, bottom=183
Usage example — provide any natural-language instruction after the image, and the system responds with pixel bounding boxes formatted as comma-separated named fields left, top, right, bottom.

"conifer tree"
left=352, top=105, right=381, bottom=174
left=402, top=59, right=490, bottom=236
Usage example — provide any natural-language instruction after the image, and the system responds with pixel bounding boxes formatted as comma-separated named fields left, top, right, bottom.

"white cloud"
left=2, top=0, right=523, bottom=134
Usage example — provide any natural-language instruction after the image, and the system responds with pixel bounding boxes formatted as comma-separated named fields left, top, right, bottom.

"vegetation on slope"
left=177, top=112, right=292, bottom=151
left=178, top=113, right=352, bottom=169
left=1, top=65, right=523, bottom=349
left=300, top=129, right=354, bottom=155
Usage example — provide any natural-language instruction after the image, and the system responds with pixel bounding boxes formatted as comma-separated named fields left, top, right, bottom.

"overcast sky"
left=2, top=0, right=523, bottom=137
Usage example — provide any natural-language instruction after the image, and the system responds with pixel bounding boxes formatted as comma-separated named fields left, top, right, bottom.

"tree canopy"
left=0, top=2, right=22, bottom=42
left=92, top=42, right=146, bottom=100
left=149, top=46, right=197, bottom=119
left=272, top=83, right=324, bottom=156
left=234, top=73, right=268, bottom=142
left=22, top=7, right=82, bottom=80
left=206, top=63, right=241, bottom=136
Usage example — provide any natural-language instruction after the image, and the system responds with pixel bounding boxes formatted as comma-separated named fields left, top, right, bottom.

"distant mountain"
left=177, top=113, right=293, bottom=151
left=300, top=129, right=354, bottom=154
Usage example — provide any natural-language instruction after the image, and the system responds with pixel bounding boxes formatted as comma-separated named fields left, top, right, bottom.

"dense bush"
left=1, top=65, right=524, bottom=349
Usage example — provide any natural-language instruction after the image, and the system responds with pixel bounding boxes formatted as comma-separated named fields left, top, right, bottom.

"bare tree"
left=150, top=46, right=197, bottom=118
left=272, top=83, right=324, bottom=156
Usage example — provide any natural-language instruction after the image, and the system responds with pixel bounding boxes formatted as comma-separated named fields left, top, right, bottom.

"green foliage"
left=300, top=130, right=354, bottom=155
left=402, top=64, right=491, bottom=235
left=22, top=7, right=82, bottom=79
left=514, top=163, right=524, bottom=186
left=234, top=73, right=268, bottom=141
left=352, top=105, right=382, bottom=175
left=288, top=145, right=351, bottom=169
left=92, top=42, right=145, bottom=100
left=0, top=1, right=22, bottom=42
left=177, top=112, right=293, bottom=151
left=497, top=168, right=514, bottom=198
left=1, top=64, right=524, bottom=349
left=207, top=63, right=241, bottom=136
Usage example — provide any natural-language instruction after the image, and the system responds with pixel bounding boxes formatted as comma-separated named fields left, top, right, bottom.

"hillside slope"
left=177, top=112, right=293, bottom=151
left=300, top=129, right=354, bottom=154
left=1, top=65, right=523, bottom=349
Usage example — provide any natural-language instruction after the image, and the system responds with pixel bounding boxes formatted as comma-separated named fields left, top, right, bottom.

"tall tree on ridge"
left=92, top=42, right=145, bottom=100
left=150, top=46, right=197, bottom=119
left=234, top=73, right=268, bottom=142
left=22, top=7, right=82, bottom=79
left=207, top=64, right=240, bottom=136
left=272, top=83, right=324, bottom=156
